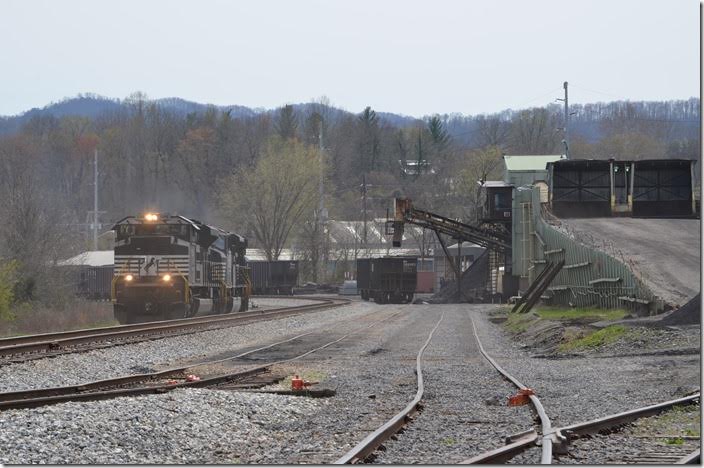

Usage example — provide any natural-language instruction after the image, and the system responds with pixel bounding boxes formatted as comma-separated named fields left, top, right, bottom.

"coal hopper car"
left=247, top=260, right=299, bottom=295
left=112, top=213, right=249, bottom=324
left=356, top=257, right=417, bottom=304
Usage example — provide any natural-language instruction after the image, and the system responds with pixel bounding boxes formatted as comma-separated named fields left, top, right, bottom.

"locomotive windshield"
left=117, top=223, right=190, bottom=239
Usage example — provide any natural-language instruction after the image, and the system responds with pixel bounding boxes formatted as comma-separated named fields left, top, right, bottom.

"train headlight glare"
left=162, top=274, right=171, bottom=282
left=145, top=213, right=158, bottom=221
left=125, top=274, right=133, bottom=282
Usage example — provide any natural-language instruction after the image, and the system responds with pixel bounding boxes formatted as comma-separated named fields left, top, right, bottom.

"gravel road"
left=558, top=217, right=700, bottom=306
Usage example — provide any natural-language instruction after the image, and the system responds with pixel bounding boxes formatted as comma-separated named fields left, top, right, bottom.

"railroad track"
left=332, top=313, right=551, bottom=464
left=0, top=296, right=349, bottom=364
left=465, top=381, right=700, bottom=464
left=546, top=394, right=701, bottom=465
left=0, top=307, right=399, bottom=412
left=331, top=310, right=700, bottom=465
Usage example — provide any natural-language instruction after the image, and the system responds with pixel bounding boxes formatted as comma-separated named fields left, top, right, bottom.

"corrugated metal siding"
left=512, top=186, right=655, bottom=310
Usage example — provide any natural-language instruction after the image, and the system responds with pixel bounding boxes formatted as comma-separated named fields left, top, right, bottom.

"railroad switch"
left=291, top=374, right=318, bottom=391
left=507, top=388, right=535, bottom=406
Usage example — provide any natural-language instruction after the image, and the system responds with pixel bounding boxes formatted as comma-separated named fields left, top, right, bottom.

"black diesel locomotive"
left=112, top=213, right=249, bottom=324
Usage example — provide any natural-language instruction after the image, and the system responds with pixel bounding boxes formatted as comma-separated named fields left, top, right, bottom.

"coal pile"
left=659, top=293, right=701, bottom=326
left=427, top=250, right=490, bottom=303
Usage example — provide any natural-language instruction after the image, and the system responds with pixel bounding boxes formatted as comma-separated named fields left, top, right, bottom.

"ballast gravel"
left=0, top=298, right=373, bottom=393
left=0, top=388, right=321, bottom=464
left=0, top=302, right=698, bottom=464
left=472, top=310, right=700, bottom=429
left=371, top=308, right=534, bottom=464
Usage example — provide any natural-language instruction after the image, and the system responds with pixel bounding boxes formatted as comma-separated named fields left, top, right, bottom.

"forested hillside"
left=0, top=92, right=699, bottom=305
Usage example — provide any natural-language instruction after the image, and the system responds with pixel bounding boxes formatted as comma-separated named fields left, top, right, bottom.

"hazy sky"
left=0, top=0, right=699, bottom=117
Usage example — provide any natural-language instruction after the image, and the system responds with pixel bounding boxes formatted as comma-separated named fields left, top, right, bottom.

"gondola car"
left=356, top=257, right=417, bottom=304
left=112, top=213, right=249, bottom=324
left=247, top=260, right=299, bottom=295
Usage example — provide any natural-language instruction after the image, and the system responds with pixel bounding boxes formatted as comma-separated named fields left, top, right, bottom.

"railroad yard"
left=0, top=4, right=700, bottom=464
left=0, top=296, right=699, bottom=464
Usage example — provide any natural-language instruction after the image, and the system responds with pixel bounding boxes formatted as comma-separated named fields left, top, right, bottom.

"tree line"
left=0, top=93, right=699, bottom=310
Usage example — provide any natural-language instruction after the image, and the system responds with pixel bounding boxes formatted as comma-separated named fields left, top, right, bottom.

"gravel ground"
left=372, top=306, right=534, bottom=464
left=472, top=309, right=700, bottom=430
left=0, top=299, right=372, bottom=393
left=0, top=304, right=535, bottom=464
left=0, top=302, right=698, bottom=464
left=0, top=388, right=322, bottom=464
left=555, top=403, right=700, bottom=464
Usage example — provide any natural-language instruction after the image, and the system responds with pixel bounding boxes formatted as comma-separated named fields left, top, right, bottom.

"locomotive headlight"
left=162, top=274, right=171, bottom=282
left=145, top=213, right=158, bottom=221
left=125, top=274, right=134, bottom=282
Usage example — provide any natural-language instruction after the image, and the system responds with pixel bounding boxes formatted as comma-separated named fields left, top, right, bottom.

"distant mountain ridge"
left=0, top=94, right=421, bottom=135
left=0, top=93, right=698, bottom=145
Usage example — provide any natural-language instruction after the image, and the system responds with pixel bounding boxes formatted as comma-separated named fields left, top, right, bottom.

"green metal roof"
left=504, top=154, right=566, bottom=171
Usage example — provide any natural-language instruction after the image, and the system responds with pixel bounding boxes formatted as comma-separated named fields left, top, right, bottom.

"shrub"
left=0, top=260, right=18, bottom=320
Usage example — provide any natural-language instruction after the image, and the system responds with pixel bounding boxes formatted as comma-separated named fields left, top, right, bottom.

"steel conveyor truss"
left=386, top=198, right=512, bottom=254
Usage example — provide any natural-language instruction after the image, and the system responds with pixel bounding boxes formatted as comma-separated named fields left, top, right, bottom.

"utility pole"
left=318, top=120, right=325, bottom=221
left=563, top=81, right=569, bottom=159
left=318, top=120, right=326, bottom=282
left=93, top=148, right=99, bottom=250
left=361, top=174, right=368, bottom=248
left=556, top=81, right=570, bottom=159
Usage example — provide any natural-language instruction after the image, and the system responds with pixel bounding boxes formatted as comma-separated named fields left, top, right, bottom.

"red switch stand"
left=507, top=388, right=536, bottom=406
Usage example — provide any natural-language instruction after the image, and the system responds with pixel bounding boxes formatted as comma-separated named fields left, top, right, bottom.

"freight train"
left=111, top=213, right=249, bottom=324
left=356, top=257, right=417, bottom=304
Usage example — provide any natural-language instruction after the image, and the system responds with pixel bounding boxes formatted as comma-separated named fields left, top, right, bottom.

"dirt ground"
left=557, top=217, right=700, bottom=307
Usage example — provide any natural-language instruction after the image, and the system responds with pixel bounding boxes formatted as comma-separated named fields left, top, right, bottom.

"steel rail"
left=464, top=317, right=698, bottom=464
left=549, top=393, right=700, bottom=439
left=0, top=308, right=401, bottom=411
left=0, top=296, right=343, bottom=346
left=334, top=312, right=446, bottom=464
left=461, top=430, right=540, bottom=465
left=467, top=315, right=553, bottom=464
left=0, top=297, right=348, bottom=359
left=676, top=448, right=701, bottom=464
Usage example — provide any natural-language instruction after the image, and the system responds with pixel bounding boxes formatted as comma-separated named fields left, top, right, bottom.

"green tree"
left=220, top=137, right=322, bottom=261
left=275, top=105, right=299, bottom=140
left=427, top=115, right=450, bottom=151
left=357, top=106, right=380, bottom=173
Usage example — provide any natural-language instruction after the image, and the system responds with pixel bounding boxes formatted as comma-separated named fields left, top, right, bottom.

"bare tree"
left=219, top=137, right=322, bottom=261
left=509, top=108, right=561, bottom=154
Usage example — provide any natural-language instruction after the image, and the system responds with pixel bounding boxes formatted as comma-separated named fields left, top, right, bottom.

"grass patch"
left=490, top=306, right=512, bottom=316
left=504, top=312, right=539, bottom=333
left=442, top=437, right=456, bottom=446
left=666, top=437, right=684, bottom=445
left=558, top=325, right=628, bottom=351
left=0, top=301, right=117, bottom=338
left=536, top=306, right=628, bottom=322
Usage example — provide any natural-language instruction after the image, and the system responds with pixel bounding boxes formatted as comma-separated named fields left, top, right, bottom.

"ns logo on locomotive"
left=111, top=213, right=250, bottom=324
